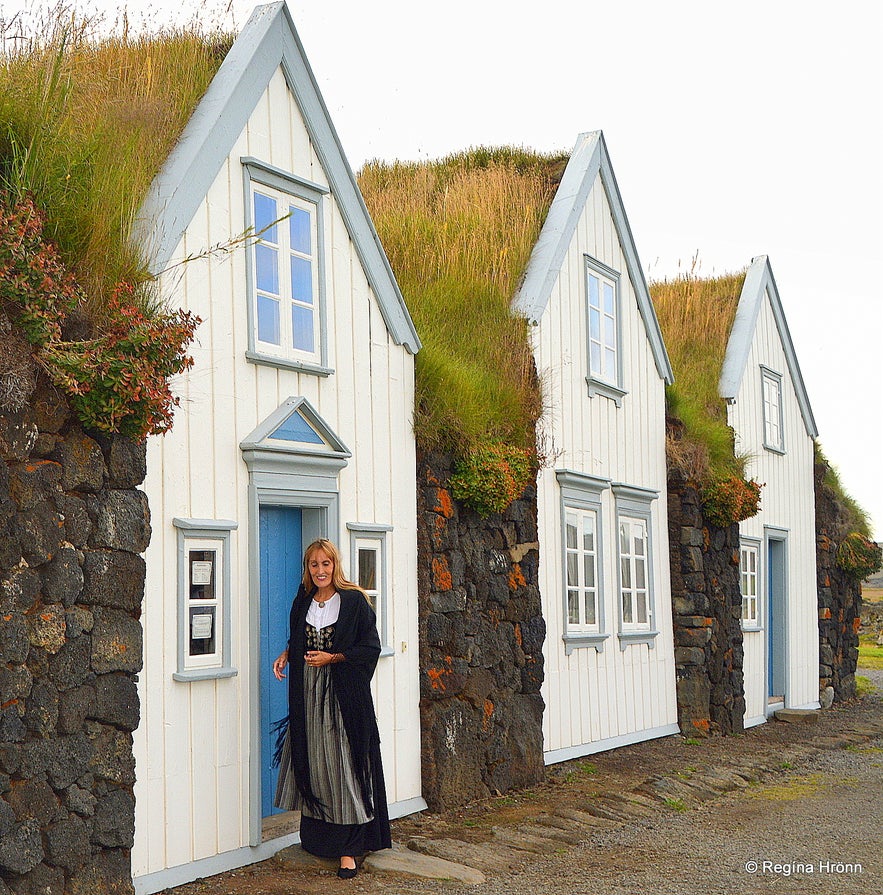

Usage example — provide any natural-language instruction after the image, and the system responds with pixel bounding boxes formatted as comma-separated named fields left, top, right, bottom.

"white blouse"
left=305, top=591, right=340, bottom=630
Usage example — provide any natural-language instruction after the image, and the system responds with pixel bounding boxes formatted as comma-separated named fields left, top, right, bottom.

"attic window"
left=243, top=159, right=331, bottom=376
left=761, top=366, right=785, bottom=453
left=584, top=255, right=626, bottom=406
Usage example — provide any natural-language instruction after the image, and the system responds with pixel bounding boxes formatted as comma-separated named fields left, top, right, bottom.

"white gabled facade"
left=720, top=257, right=819, bottom=727
left=513, top=132, right=678, bottom=763
left=132, top=5, right=424, bottom=892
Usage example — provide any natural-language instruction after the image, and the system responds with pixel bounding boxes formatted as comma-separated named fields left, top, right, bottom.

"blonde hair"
left=301, top=538, right=366, bottom=598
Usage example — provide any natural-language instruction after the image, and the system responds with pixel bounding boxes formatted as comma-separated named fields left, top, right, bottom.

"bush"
left=701, top=476, right=763, bottom=528
left=449, top=443, right=534, bottom=517
left=836, top=532, right=882, bottom=582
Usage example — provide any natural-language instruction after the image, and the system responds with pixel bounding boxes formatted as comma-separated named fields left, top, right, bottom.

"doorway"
left=766, top=534, right=787, bottom=706
left=258, top=506, right=303, bottom=823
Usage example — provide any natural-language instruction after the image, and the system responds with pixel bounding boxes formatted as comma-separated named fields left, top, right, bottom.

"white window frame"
left=172, top=518, right=238, bottom=682
left=243, top=158, right=331, bottom=376
left=556, top=470, right=610, bottom=653
left=740, top=539, right=762, bottom=630
left=584, top=254, right=626, bottom=406
left=761, top=366, right=785, bottom=453
left=612, top=484, right=659, bottom=649
left=347, top=523, right=393, bottom=656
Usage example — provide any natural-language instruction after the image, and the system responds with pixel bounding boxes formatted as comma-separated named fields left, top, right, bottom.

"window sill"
left=379, top=646, right=395, bottom=658
left=762, top=443, right=786, bottom=456
left=564, top=632, right=609, bottom=655
left=246, top=351, right=333, bottom=377
left=741, top=624, right=763, bottom=633
left=585, top=377, right=627, bottom=407
left=173, top=667, right=239, bottom=682
left=617, top=630, right=659, bottom=650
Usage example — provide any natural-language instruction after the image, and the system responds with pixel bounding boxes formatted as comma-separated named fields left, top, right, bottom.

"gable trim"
left=512, top=131, right=673, bottom=385
left=137, top=1, right=420, bottom=355
left=719, top=255, right=818, bottom=438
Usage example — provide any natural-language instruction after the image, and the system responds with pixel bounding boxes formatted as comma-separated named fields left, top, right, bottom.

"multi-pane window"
left=762, top=368, right=784, bottom=452
left=252, top=188, right=319, bottom=360
left=740, top=543, right=759, bottom=627
left=619, top=516, right=650, bottom=630
left=586, top=259, right=618, bottom=385
left=348, top=526, right=391, bottom=651
left=565, top=507, right=599, bottom=630
left=173, top=519, right=238, bottom=681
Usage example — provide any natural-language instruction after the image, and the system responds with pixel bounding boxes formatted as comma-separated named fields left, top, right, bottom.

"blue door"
left=767, top=537, right=786, bottom=701
left=259, top=506, right=302, bottom=817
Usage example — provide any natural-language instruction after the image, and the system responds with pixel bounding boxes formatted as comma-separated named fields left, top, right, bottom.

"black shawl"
left=286, top=584, right=391, bottom=850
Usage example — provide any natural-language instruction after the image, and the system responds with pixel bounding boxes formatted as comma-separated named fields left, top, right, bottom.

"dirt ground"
left=159, top=678, right=883, bottom=895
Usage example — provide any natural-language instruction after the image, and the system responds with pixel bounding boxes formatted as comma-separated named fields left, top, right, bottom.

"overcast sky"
left=5, top=0, right=882, bottom=538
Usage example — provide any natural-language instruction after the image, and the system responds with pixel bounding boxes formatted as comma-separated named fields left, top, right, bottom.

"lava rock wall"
left=416, top=454, right=545, bottom=811
left=0, top=382, right=148, bottom=895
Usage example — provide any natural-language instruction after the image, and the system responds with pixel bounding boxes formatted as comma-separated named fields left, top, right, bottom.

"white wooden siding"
left=534, top=179, right=677, bottom=760
left=134, top=67, right=420, bottom=879
left=730, top=292, right=819, bottom=720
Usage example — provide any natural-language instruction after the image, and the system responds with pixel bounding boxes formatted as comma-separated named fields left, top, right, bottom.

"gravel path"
left=165, top=668, right=883, bottom=895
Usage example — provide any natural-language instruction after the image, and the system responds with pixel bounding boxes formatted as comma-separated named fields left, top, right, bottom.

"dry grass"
left=0, top=8, right=227, bottom=314
left=651, top=270, right=746, bottom=482
left=359, top=148, right=566, bottom=454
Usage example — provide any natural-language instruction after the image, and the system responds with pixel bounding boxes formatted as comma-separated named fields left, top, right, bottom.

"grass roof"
left=650, top=270, right=746, bottom=482
left=0, top=12, right=228, bottom=316
left=359, top=147, right=567, bottom=457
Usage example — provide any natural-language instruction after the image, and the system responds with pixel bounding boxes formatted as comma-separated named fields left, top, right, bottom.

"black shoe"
left=337, top=865, right=358, bottom=879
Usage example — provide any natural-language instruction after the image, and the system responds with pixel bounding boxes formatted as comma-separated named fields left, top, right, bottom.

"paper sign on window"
left=191, top=613, right=214, bottom=640
left=191, top=560, right=213, bottom=586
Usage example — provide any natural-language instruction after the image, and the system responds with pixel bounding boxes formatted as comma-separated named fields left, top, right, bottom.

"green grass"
left=0, top=9, right=227, bottom=317
left=359, top=147, right=567, bottom=456
left=650, top=270, right=747, bottom=484
left=815, top=444, right=875, bottom=538
left=857, top=642, right=883, bottom=671
left=855, top=674, right=878, bottom=696
left=663, top=797, right=688, bottom=812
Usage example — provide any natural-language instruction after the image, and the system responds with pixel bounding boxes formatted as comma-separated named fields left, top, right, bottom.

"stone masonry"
left=667, top=466, right=745, bottom=736
left=416, top=453, right=545, bottom=812
left=0, top=379, right=148, bottom=895
left=815, top=460, right=862, bottom=702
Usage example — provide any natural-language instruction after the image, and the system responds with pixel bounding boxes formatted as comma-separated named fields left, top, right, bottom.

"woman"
left=272, top=538, right=391, bottom=879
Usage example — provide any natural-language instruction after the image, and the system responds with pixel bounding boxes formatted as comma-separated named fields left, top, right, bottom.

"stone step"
left=492, top=826, right=562, bottom=854
left=552, top=806, right=623, bottom=828
left=573, top=800, right=630, bottom=822
left=774, top=708, right=819, bottom=724
left=533, top=813, right=586, bottom=833
left=513, top=822, right=574, bottom=845
left=408, top=836, right=524, bottom=874
left=365, top=843, right=485, bottom=884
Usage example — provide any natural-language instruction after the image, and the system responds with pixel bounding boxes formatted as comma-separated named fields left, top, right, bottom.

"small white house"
left=512, top=132, right=679, bottom=763
left=132, top=4, right=425, bottom=892
left=720, top=256, right=820, bottom=727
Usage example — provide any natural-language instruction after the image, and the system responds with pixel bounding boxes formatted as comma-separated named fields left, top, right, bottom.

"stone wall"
left=0, top=380, right=148, bottom=895
left=416, top=453, right=545, bottom=812
left=667, top=467, right=745, bottom=736
left=815, top=460, right=861, bottom=702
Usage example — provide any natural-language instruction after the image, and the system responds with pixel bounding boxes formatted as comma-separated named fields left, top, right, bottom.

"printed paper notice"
left=191, top=614, right=213, bottom=640
left=191, top=560, right=213, bottom=586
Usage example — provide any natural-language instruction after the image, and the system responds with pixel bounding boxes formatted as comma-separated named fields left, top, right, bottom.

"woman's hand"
left=273, top=649, right=289, bottom=681
left=304, top=650, right=336, bottom=668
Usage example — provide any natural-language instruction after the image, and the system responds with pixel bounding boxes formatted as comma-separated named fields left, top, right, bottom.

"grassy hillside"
left=650, top=271, right=746, bottom=483
left=360, top=148, right=567, bottom=458
left=0, top=12, right=227, bottom=316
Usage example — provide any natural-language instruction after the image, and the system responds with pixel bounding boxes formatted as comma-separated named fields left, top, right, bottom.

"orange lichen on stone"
left=482, top=699, right=494, bottom=731
left=434, top=488, right=454, bottom=518
left=514, top=623, right=523, bottom=648
left=508, top=563, right=526, bottom=591
left=432, top=556, right=452, bottom=591
left=853, top=617, right=862, bottom=633
left=426, top=657, right=453, bottom=692
left=691, top=718, right=710, bottom=733
left=433, top=515, right=447, bottom=547
left=819, top=608, right=832, bottom=620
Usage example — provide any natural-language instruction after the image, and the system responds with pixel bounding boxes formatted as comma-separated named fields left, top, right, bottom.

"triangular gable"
left=511, top=131, right=673, bottom=384
left=719, top=255, right=818, bottom=438
left=137, top=1, right=420, bottom=354
left=239, top=395, right=350, bottom=458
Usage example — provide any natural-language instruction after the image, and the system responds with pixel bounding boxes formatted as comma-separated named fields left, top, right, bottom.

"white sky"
left=5, top=0, right=882, bottom=538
